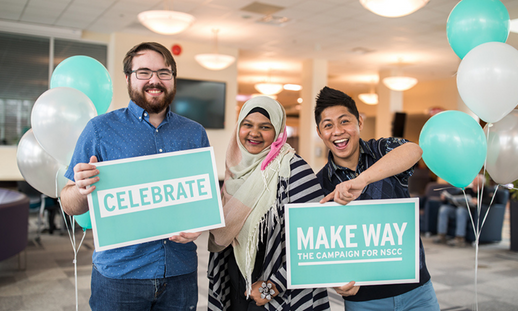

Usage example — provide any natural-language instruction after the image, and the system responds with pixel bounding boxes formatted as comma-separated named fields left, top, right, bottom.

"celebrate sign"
left=87, top=147, right=224, bottom=251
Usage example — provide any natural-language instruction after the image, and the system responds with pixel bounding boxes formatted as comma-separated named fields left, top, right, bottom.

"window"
left=0, top=32, right=107, bottom=145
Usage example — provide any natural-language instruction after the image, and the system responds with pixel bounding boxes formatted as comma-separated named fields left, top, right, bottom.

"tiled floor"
left=1, top=209, right=518, bottom=311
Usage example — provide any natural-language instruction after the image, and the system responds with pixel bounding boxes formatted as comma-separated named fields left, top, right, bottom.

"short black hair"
left=314, top=86, right=359, bottom=125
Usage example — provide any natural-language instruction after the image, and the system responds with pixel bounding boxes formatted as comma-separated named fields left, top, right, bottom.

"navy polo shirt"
left=317, top=138, right=431, bottom=301
left=65, top=101, right=210, bottom=279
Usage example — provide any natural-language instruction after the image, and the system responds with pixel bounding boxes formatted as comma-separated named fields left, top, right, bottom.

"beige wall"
left=360, top=116, right=376, bottom=141
left=403, top=77, right=459, bottom=114
left=0, top=146, right=23, bottom=181
left=402, top=77, right=460, bottom=144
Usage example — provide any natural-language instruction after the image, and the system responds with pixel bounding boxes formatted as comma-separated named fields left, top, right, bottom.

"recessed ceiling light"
left=360, top=0, right=429, bottom=18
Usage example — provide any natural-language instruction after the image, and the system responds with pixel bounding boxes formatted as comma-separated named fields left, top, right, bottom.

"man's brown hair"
left=123, top=42, right=177, bottom=80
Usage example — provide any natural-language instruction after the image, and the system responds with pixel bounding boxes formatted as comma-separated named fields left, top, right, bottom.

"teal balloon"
left=74, top=211, right=92, bottom=230
left=419, top=111, right=487, bottom=188
left=447, top=0, right=510, bottom=59
left=51, top=56, right=113, bottom=115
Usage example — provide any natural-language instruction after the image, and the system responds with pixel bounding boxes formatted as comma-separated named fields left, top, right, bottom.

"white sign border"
left=86, top=146, right=224, bottom=252
left=285, top=197, right=420, bottom=289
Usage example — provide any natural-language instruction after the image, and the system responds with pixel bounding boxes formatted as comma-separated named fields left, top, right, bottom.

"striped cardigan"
left=207, top=154, right=331, bottom=311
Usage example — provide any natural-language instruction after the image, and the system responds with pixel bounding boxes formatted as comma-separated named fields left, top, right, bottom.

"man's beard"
left=128, top=82, right=176, bottom=114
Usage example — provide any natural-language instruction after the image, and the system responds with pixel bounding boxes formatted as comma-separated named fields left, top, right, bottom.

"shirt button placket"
left=156, top=128, right=163, bottom=153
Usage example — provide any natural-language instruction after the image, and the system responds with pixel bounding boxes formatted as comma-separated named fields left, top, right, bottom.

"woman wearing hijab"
left=207, top=96, right=330, bottom=310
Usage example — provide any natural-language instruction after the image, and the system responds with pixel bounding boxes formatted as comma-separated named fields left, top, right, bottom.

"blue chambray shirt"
left=65, top=101, right=210, bottom=279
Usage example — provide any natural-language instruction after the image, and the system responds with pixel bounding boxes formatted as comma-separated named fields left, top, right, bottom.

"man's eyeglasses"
left=130, top=69, right=174, bottom=80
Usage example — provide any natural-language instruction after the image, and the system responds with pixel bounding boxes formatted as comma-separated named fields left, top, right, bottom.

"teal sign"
left=285, top=198, right=419, bottom=289
left=87, top=147, right=224, bottom=251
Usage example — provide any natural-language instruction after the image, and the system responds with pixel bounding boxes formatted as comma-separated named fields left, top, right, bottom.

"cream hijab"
left=209, top=96, right=295, bottom=291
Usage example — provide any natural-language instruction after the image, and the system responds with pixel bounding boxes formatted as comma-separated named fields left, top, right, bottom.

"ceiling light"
left=195, top=54, right=235, bottom=70
left=138, top=10, right=195, bottom=35
left=382, top=76, right=418, bottom=91
left=255, top=68, right=283, bottom=95
left=283, top=84, right=302, bottom=91
left=255, top=83, right=283, bottom=95
left=359, top=93, right=379, bottom=105
left=358, top=80, right=378, bottom=104
left=511, top=19, right=518, bottom=33
left=359, top=0, right=429, bottom=18
left=195, top=29, right=235, bottom=70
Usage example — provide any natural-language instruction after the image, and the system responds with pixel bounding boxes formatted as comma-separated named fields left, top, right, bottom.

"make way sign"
left=87, top=147, right=224, bottom=251
left=285, top=198, right=419, bottom=289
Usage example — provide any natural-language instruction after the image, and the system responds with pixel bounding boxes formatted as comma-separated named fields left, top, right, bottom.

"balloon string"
left=463, top=187, right=479, bottom=311
left=56, top=174, right=83, bottom=311
left=478, top=124, right=492, bottom=239
left=474, top=235, right=479, bottom=311
left=432, top=186, right=456, bottom=192
left=469, top=124, right=493, bottom=311
left=464, top=189, right=477, bottom=242
left=74, top=230, right=87, bottom=311
left=479, top=185, right=498, bottom=233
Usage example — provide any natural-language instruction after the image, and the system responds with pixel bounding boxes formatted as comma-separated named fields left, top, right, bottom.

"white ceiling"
left=2, top=0, right=518, bottom=107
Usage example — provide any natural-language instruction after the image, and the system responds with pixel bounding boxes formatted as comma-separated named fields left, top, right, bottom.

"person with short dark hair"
left=314, top=86, right=440, bottom=311
left=60, top=42, right=209, bottom=310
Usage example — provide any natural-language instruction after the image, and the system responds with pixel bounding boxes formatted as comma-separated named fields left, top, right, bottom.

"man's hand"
left=320, top=177, right=367, bottom=204
left=169, top=231, right=202, bottom=243
left=247, top=280, right=278, bottom=306
left=333, top=281, right=359, bottom=297
left=73, top=155, right=99, bottom=195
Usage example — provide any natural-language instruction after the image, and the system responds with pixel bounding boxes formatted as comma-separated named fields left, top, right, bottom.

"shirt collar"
left=326, top=138, right=375, bottom=181
left=128, top=100, right=147, bottom=122
left=127, top=100, right=172, bottom=124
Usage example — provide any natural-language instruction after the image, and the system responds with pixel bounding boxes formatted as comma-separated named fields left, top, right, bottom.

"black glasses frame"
left=130, top=69, right=174, bottom=80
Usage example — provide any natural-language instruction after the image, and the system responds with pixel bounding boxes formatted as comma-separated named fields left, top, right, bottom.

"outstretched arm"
left=321, top=142, right=422, bottom=204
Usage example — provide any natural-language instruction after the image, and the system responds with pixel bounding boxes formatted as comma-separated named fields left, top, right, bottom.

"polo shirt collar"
left=326, top=138, right=375, bottom=181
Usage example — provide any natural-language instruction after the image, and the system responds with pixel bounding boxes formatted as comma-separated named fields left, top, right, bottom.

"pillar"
left=299, top=59, right=328, bottom=172
left=376, top=69, right=404, bottom=139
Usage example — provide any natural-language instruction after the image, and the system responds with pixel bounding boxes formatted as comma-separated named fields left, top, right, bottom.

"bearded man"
left=60, top=42, right=209, bottom=311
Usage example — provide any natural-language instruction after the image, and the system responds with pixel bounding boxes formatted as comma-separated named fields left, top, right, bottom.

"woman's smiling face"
left=239, top=112, right=276, bottom=154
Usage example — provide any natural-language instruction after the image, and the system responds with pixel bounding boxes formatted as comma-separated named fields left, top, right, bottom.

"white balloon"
left=457, top=42, right=518, bottom=123
left=486, top=109, right=518, bottom=184
left=31, top=87, right=97, bottom=166
left=16, top=129, right=69, bottom=198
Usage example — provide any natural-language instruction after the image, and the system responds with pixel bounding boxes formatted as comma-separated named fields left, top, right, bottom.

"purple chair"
left=0, top=188, right=29, bottom=269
